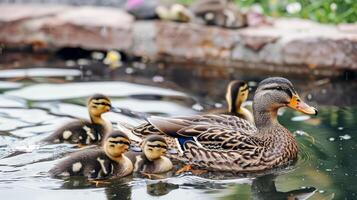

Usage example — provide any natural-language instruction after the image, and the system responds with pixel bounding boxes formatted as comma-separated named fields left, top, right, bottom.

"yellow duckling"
left=126, top=135, right=172, bottom=174
left=156, top=3, right=193, bottom=22
left=49, top=131, right=133, bottom=179
left=103, top=50, right=122, bottom=70
left=209, top=80, right=254, bottom=123
left=42, top=94, right=112, bottom=145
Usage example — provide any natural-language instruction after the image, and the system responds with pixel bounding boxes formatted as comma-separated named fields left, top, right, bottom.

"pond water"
left=0, top=58, right=356, bottom=200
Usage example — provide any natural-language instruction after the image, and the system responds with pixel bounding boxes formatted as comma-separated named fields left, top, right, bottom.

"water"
left=0, top=61, right=356, bottom=200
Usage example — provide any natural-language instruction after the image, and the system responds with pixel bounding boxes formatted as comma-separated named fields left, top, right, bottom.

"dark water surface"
left=0, top=58, right=356, bottom=200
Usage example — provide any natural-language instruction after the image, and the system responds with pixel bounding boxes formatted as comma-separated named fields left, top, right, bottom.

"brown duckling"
left=49, top=131, right=133, bottom=179
left=126, top=135, right=172, bottom=174
left=42, top=94, right=112, bottom=145
left=209, top=80, right=254, bottom=123
left=190, top=0, right=246, bottom=28
left=156, top=3, right=194, bottom=22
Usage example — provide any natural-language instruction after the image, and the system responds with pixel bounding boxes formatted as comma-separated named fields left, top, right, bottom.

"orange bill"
left=287, top=95, right=318, bottom=115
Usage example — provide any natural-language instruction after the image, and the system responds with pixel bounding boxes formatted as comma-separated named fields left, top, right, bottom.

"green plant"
left=176, top=0, right=357, bottom=23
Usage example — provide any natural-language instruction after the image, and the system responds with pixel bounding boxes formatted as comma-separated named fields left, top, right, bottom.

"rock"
left=131, top=21, right=157, bottom=58
left=155, top=21, right=238, bottom=61
left=0, top=4, right=134, bottom=50
left=283, top=38, right=357, bottom=70
left=0, top=5, right=356, bottom=73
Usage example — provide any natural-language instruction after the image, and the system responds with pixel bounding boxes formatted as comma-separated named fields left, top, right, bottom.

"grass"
left=176, top=0, right=357, bottom=24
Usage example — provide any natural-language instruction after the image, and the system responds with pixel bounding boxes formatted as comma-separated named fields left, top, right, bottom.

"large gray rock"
left=0, top=4, right=356, bottom=73
left=0, top=4, right=134, bottom=50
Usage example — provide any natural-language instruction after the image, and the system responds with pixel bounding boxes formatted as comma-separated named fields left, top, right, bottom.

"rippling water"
left=0, top=64, right=356, bottom=200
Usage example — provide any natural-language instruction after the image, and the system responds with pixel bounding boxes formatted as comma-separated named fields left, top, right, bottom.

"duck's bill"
left=287, top=95, right=318, bottom=115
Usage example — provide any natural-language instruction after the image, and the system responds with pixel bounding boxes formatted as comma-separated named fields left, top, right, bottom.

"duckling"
left=49, top=131, right=133, bottom=179
left=209, top=80, right=254, bottom=123
left=126, top=135, right=172, bottom=174
left=190, top=0, right=246, bottom=28
left=156, top=3, right=194, bottom=22
left=43, top=94, right=112, bottom=145
left=103, top=50, right=122, bottom=70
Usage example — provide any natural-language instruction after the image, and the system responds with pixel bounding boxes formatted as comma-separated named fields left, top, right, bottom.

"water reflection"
left=251, top=175, right=315, bottom=200
left=146, top=182, right=179, bottom=196
left=0, top=65, right=356, bottom=200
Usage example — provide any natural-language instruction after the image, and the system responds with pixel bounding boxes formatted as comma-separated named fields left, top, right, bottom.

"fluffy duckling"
left=103, top=50, right=122, bottom=70
left=126, top=135, right=172, bottom=174
left=208, top=80, right=253, bottom=123
left=190, top=0, right=246, bottom=28
left=223, top=80, right=254, bottom=123
left=156, top=3, right=193, bottom=22
left=49, top=131, right=133, bottom=179
left=43, top=94, right=112, bottom=145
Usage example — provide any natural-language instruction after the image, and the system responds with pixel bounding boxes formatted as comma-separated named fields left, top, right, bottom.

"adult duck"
left=130, top=77, right=317, bottom=173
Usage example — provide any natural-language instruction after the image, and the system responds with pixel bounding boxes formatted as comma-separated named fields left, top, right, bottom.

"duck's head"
left=104, top=131, right=131, bottom=158
left=87, top=94, right=112, bottom=117
left=142, top=135, right=168, bottom=161
left=225, top=80, right=249, bottom=113
left=254, top=77, right=317, bottom=115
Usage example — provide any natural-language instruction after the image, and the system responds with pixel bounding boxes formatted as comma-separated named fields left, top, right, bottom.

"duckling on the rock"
left=156, top=3, right=194, bottom=22
left=126, top=135, right=172, bottom=174
left=190, top=0, right=246, bottom=28
left=209, top=80, right=254, bottom=123
left=49, top=131, right=133, bottom=179
left=42, top=94, right=113, bottom=145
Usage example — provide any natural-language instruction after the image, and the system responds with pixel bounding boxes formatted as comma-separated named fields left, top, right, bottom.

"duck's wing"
left=43, top=120, right=105, bottom=145
left=147, top=114, right=258, bottom=150
left=183, top=141, right=272, bottom=172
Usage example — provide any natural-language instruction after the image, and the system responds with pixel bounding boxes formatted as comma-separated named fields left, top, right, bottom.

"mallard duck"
left=126, top=135, right=172, bottom=174
left=49, top=131, right=133, bottom=179
left=43, top=94, right=113, bottom=145
left=208, top=80, right=254, bottom=123
left=129, top=77, right=317, bottom=173
left=190, top=0, right=246, bottom=28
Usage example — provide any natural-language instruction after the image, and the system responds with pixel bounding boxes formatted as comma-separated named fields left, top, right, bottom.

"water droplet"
left=319, top=190, right=325, bottom=194
left=152, top=75, right=164, bottom=83
left=214, top=103, right=223, bottom=108
left=329, top=137, right=335, bottom=141
left=338, top=127, right=344, bottom=130
left=291, top=115, right=310, bottom=121
left=339, top=134, right=351, bottom=140
left=125, top=67, right=134, bottom=74
left=65, top=60, right=76, bottom=67
left=91, top=52, right=104, bottom=60
left=77, top=59, right=90, bottom=66
left=192, top=103, right=204, bottom=111
left=326, top=168, right=332, bottom=172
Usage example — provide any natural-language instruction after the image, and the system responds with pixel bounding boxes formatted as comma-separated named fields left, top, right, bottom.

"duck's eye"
left=276, top=86, right=283, bottom=90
